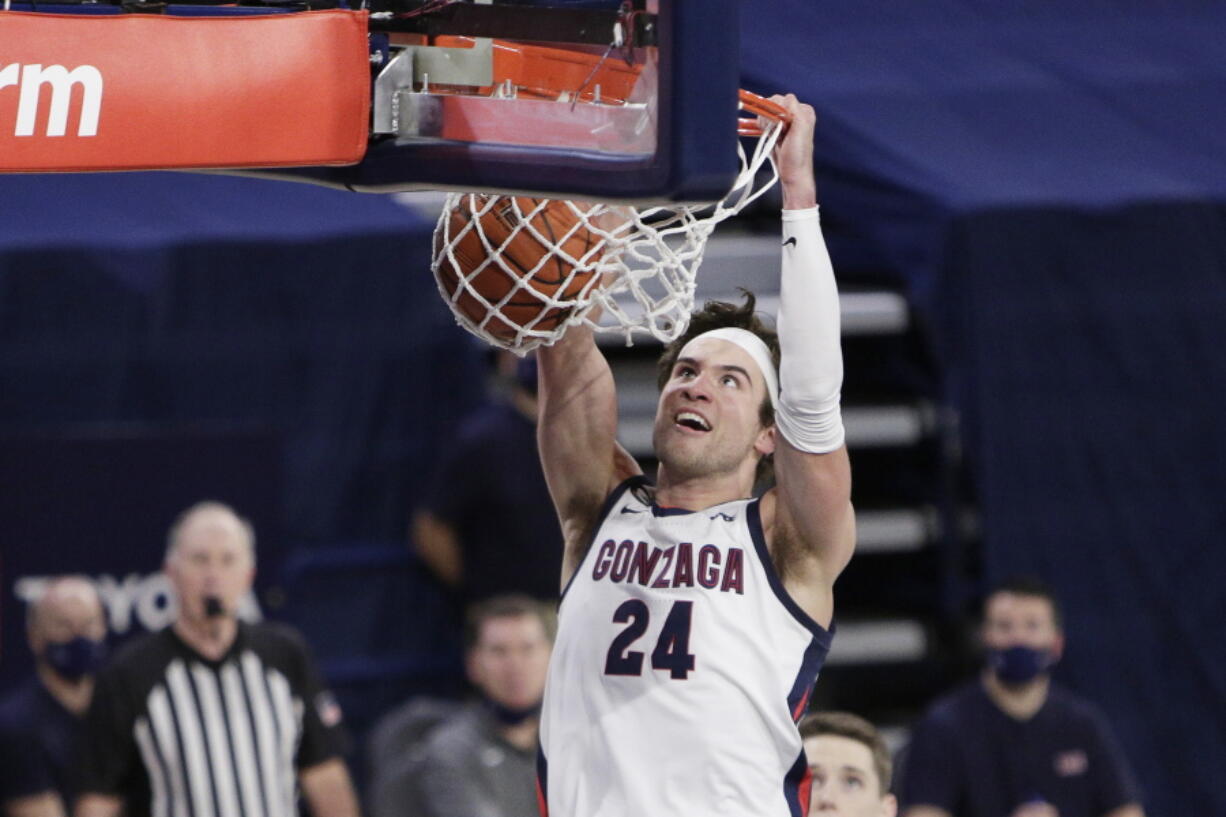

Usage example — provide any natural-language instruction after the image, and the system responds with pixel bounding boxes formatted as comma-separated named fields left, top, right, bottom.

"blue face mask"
left=987, top=645, right=1057, bottom=685
left=44, top=636, right=107, bottom=681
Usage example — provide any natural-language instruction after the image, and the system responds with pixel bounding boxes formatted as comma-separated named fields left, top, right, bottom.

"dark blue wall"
left=0, top=172, right=486, bottom=693
left=743, top=3, right=1226, bottom=814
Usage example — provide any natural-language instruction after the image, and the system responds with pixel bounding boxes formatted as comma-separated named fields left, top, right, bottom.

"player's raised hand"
left=767, top=93, right=817, bottom=210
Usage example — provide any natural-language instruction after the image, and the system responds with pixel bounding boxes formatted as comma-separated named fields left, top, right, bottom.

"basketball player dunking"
left=535, top=95, right=854, bottom=817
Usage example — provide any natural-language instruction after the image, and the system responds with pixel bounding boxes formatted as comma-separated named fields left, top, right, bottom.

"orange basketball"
left=435, top=196, right=602, bottom=342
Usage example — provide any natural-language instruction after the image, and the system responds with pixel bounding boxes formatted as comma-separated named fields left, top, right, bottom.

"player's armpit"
left=612, top=441, right=644, bottom=483
left=548, top=440, right=645, bottom=590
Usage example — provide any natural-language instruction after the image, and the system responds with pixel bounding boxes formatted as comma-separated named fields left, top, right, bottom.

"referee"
left=75, top=502, right=360, bottom=817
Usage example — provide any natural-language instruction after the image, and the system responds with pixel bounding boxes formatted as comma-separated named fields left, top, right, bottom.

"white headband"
left=684, top=327, right=779, bottom=409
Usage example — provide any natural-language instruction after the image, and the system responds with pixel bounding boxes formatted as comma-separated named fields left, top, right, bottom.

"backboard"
left=0, top=0, right=744, bottom=204
left=265, top=0, right=745, bottom=203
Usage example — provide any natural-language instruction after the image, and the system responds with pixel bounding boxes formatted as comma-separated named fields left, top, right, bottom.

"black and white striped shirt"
left=81, top=622, right=344, bottom=817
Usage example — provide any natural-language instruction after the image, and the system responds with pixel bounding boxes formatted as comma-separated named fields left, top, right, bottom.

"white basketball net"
left=432, top=117, right=786, bottom=353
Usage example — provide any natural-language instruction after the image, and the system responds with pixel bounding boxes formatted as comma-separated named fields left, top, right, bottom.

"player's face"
left=804, top=735, right=896, bottom=817
left=653, top=337, right=773, bottom=482
left=982, top=593, right=1063, bottom=654
left=468, top=614, right=552, bottom=710
left=166, top=513, right=255, bottom=625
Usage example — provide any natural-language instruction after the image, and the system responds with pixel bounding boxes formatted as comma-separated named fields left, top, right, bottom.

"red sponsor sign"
left=0, top=10, right=370, bottom=171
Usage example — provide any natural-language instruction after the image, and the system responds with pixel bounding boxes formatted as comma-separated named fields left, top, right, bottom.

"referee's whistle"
left=203, top=595, right=225, bottom=618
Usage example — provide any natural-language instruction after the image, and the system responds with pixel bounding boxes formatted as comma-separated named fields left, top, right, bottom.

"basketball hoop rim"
left=431, top=87, right=793, bottom=353
left=737, top=90, right=792, bottom=137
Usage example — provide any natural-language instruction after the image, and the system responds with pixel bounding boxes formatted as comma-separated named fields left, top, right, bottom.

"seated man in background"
left=898, top=577, right=1144, bottom=817
left=371, top=595, right=553, bottom=817
left=412, top=354, right=562, bottom=605
left=799, top=711, right=898, bottom=817
left=0, top=577, right=107, bottom=817
left=75, top=501, right=360, bottom=817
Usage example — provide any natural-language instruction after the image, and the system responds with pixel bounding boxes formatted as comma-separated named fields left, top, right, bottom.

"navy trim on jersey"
left=535, top=745, right=550, bottom=817
left=746, top=499, right=834, bottom=645
left=650, top=503, right=694, bottom=517
left=558, top=476, right=648, bottom=603
left=786, top=636, right=829, bottom=722
left=783, top=748, right=811, bottom=817
left=647, top=488, right=750, bottom=518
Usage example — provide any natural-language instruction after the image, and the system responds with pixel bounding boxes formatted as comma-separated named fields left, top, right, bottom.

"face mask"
left=987, top=645, right=1057, bottom=685
left=44, top=636, right=107, bottom=681
left=483, top=696, right=541, bottom=726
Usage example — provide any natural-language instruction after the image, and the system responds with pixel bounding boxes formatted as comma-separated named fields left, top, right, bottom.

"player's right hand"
left=767, top=94, right=818, bottom=210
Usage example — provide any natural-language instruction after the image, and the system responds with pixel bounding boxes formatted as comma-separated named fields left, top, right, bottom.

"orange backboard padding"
left=0, top=10, right=370, bottom=172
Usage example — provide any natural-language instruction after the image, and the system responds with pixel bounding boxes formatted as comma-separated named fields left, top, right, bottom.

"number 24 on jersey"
left=604, top=600, right=696, bottom=680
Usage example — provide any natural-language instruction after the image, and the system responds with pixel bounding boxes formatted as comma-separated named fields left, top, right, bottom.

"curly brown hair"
left=655, top=292, right=779, bottom=489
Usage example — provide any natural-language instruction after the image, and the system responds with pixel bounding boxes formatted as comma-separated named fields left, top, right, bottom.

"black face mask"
left=483, top=696, right=542, bottom=726
left=44, top=636, right=107, bottom=681
left=986, top=645, right=1058, bottom=685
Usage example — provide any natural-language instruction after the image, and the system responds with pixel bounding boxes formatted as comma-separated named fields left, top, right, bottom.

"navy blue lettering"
left=591, top=539, right=616, bottom=580
left=594, top=540, right=744, bottom=594
left=650, top=600, right=696, bottom=680
left=697, top=545, right=721, bottom=589
left=672, top=543, right=694, bottom=588
left=721, top=547, right=745, bottom=594
left=626, top=541, right=662, bottom=586
left=603, top=600, right=696, bottom=681
left=609, top=539, right=634, bottom=582
left=652, top=547, right=674, bottom=588
left=604, top=599, right=648, bottom=675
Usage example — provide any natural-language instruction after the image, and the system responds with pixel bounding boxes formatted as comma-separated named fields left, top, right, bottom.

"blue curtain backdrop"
left=0, top=172, right=485, bottom=724
left=743, top=2, right=1226, bottom=814
left=0, top=172, right=486, bottom=547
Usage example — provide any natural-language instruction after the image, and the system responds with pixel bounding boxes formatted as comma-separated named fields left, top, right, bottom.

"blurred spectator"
left=898, top=577, right=1144, bottom=817
left=0, top=577, right=107, bottom=817
left=412, top=353, right=563, bottom=604
left=75, top=501, right=360, bottom=817
left=799, top=710, right=898, bottom=817
left=370, top=595, right=553, bottom=817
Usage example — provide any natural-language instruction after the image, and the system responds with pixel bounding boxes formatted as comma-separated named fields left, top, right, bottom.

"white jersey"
left=539, top=477, right=833, bottom=817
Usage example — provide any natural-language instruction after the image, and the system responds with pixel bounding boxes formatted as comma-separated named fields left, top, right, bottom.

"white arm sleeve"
left=775, top=206, right=845, bottom=454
